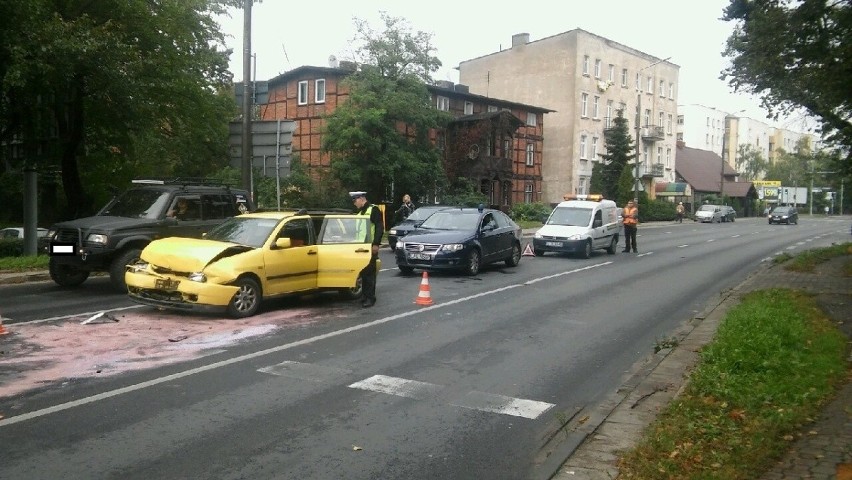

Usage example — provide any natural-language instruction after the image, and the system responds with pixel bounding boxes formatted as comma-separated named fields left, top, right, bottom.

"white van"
left=532, top=195, right=621, bottom=258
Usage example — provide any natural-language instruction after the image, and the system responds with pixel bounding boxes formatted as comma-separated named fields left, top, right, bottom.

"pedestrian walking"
left=676, top=202, right=685, bottom=223
left=622, top=199, right=639, bottom=253
left=395, top=194, right=416, bottom=221
left=351, top=191, right=383, bottom=308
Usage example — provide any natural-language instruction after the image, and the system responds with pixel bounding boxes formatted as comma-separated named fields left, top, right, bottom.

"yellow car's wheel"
left=227, top=277, right=262, bottom=318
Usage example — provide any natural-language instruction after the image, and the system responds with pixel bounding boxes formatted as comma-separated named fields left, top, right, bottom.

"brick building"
left=255, top=64, right=553, bottom=209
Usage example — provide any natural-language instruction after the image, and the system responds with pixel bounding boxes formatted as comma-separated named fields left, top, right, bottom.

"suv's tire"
left=49, top=258, right=89, bottom=287
left=110, top=248, right=142, bottom=292
left=338, top=272, right=363, bottom=300
left=227, top=277, right=262, bottom=318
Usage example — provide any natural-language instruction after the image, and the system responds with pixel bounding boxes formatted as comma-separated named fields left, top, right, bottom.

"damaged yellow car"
left=125, top=211, right=378, bottom=317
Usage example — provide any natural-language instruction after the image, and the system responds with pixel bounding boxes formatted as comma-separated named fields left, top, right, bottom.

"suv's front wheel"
left=49, top=258, right=89, bottom=287
left=110, top=248, right=142, bottom=292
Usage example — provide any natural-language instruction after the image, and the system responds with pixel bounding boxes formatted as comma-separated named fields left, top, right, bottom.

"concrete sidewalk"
left=549, top=255, right=852, bottom=480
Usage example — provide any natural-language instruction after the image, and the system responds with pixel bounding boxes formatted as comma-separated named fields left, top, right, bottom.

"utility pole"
left=240, top=0, right=254, bottom=192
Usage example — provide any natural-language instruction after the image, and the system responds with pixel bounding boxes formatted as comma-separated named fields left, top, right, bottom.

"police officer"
left=351, top=191, right=383, bottom=308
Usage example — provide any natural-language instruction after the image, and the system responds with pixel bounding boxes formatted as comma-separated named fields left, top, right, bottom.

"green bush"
left=641, top=199, right=677, bottom=222
left=0, top=238, right=23, bottom=257
left=509, top=202, right=551, bottom=222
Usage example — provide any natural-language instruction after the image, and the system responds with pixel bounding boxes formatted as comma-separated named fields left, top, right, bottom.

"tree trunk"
left=55, top=81, right=92, bottom=219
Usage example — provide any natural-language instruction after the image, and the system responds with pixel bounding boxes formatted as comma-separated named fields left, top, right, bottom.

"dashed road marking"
left=451, top=390, right=554, bottom=419
left=349, top=374, right=441, bottom=400
left=677, top=244, right=689, bottom=248
left=258, top=361, right=351, bottom=382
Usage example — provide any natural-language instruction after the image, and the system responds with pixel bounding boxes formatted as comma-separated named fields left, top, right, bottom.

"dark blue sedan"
left=394, top=206, right=522, bottom=276
left=387, top=205, right=450, bottom=251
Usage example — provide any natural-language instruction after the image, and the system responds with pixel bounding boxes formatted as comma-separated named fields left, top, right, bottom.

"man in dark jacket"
left=351, top=191, right=383, bottom=308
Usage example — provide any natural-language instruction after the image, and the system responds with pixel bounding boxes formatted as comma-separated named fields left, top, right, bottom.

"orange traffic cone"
left=414, top=271, right=434, bottom=306
left=0, top=318, right=9, bottom=336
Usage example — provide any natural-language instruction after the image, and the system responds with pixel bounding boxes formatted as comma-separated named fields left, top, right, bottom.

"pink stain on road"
left=0, top=306, right=338, bottom=398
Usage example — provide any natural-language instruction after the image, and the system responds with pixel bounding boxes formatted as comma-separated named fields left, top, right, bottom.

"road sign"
left=228, top=120, right=295, bottom=178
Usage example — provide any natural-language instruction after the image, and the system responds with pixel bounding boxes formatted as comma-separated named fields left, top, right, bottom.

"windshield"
left=408, top=207, right=444, bottom=222
left=99, top=189, right=172, bottom=219
left=205, top=217, right=280, bottom=248
left=697, top=205, right=718, bottom=212
left=771, top=207, right=791, bottom=214
left=420, top=211, right=479, bottom=230
left=547, top=207, right=592, bottom=227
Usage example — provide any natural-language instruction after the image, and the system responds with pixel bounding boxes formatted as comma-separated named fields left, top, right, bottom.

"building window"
left=667, top=114, right=673, bottom=134
left=659, top=112, right=665, bottom=127
left=706, top=117, right=710, bottom=126
left=643, top=145, right=649, bottom=164
left=647, top=76, right=653, bottom=94
left=644, top=109, right=651, bottom=127
left=636, top=73, right=641, bottom=90
left=464, top=101, right=473, bottom=115
left=582, top=55, right=589, bottom=75
left=706, top=133, right=710, bottom=144
left=580, top=134, right=587, bottom=159
left=524, top=183, right=533, bottom=203
left=591, top=136, right=599, bottom=160
left=526, top=112, right=537, bottom=126
left=666, top=148, right=672, bottom=168
left=314, top=79, right=326, bottom=103
left=593, top=96, right=600, bottom=118
left=606, top=100, right=613, bottom=127
left=577, top=177, right=587, bottom=195
left=437, top=96, right=449, bottom=111
left=659, top=80, right=665, bottom=97
left=581, top=93, right=588, bottom=117
left=526, top=143, right=534, bottom=166
left=297, top=81, right=308, bottom=105
left=487, top=105, right=498, bottom=112
left=594, top=59, right=601, bottom=78
left=657, top=146, right=662, bottom=163
left=502, top=181, right=511, bottom=206
left=503, top=138, right=511, bottom=158
left=608, top=64, right=615, bottom=82
left=669, top=83, right=674, bottom=99
left=677, top=114, right=684, bottom=125
left=621, top=68, right=628, bottom=87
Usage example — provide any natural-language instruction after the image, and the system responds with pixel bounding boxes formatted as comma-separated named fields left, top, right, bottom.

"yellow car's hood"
left=141, top=237, right=253, bottom=272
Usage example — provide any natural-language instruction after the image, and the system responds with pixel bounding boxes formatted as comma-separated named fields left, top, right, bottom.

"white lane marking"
left=17, top=305, right=145, bottom=326
left=451, top=390, right=554, bottom=419
left=786, top=246, right=797, bottom=250
left=796, top=241, right=806, bottom=246
left=636, top=252, right=653, bottom=257
left=523, top=262, right=611, bottom=285
left=677, top=244, right=689, bottom=248
left=258, top=361, right=351, bottom=382
left=349, top=375, right=441, bottom=400
left=706, top=239, right=715, bottom=242
left=732, top=234, right=741, bottom=238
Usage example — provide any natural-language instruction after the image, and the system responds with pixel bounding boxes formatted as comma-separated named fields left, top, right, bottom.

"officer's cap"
left=349, top=191, right=367, bottom=199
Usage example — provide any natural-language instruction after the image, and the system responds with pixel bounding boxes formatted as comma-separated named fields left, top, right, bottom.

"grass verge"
left=617, top=288, right=848, bottom=479
left=0, top=254, right=50, bottom=272
left=782, top=242, right=852, bottom=273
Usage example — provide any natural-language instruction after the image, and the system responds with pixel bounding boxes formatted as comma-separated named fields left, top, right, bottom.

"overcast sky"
left=215, top=0, right=812, bottom=132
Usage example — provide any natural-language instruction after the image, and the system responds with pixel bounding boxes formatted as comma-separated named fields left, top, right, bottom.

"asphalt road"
left=0, top=216, right=848, bottom=479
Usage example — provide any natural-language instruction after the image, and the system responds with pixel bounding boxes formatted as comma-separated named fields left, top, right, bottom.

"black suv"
left=47, top=179, right=254, bottom=291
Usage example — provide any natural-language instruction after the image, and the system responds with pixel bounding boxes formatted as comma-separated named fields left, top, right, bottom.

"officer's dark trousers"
left=623, top=225, right=637, bottom=252
left=362, top=253, right=378, bottom=302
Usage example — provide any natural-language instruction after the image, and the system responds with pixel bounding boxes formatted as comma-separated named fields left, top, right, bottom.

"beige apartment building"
left=459, top=29, right=680, bottom=204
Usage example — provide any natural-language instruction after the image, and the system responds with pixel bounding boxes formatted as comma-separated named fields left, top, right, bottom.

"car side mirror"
left=273, top=238, right=292, bottom=249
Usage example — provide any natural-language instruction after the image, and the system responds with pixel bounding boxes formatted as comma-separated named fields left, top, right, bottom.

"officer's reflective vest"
left=623, top=206, right=639, bottom=226
left=357, top=205, right=374, bottom=243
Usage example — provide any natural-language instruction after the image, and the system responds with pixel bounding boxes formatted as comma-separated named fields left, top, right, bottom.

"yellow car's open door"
left=316, top=215, right=376, bottom=289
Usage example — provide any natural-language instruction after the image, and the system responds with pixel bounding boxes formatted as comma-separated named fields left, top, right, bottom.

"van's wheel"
left=109, top=248, right=142, bottom=292
left=505, top=242, right=521, bottom=267
left=580, top=240, right=592, bottom=259
left=465, top=249, right=481, bottom=276
left=606, top=236, right=618, bottom=254
left=49, top=258, right=89, bottom=287
left=338, top=272, right=363, bottom=299
left=227, top=277, right=262, bottom=318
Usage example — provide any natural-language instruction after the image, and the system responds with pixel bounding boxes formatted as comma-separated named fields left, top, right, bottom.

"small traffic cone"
left=414, top=271, right=434, bottom=306
left=0, top=318, right=9, bottom=336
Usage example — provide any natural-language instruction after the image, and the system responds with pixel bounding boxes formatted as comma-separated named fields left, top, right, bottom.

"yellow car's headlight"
left=188, top=272, right=207, bottom=283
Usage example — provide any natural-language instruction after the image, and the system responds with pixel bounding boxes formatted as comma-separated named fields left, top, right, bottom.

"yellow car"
left=125, top=211, right=379, bottom=317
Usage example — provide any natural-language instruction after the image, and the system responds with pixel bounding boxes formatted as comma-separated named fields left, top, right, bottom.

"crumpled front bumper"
left=125, top=268, right=239, bottom=313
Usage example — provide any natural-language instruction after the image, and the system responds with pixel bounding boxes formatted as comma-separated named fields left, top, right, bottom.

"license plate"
left=545, top=241, right=563, bottom=247
left=155, top=278, right=180, bottom=290
left=408, top=253, right=431, bottom=261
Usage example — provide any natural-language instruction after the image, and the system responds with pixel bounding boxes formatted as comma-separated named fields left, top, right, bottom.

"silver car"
left=694, top=204, right=723, bottom=223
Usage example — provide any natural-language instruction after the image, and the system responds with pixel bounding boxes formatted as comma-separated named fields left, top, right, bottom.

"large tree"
left=322, top=13, right=451, bottom=204
left=721, top=0, right=852, bottom=171
left=590, top=109, right=635, bottom=200
left=734, top=143, right=769, bottom=181
left=0, top=0, right=238, bottom=218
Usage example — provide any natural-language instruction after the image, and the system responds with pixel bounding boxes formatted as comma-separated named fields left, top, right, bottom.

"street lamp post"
left=634, top=56, right=671, bottom=203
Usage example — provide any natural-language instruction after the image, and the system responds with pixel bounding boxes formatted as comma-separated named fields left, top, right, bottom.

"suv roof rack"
left=131, top=177, right=238, bottom=188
